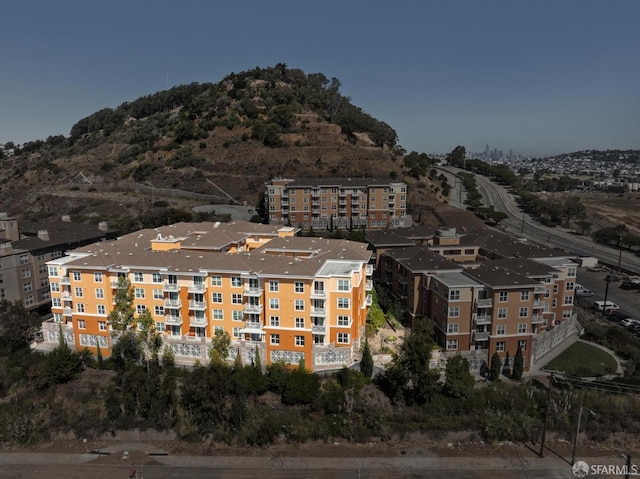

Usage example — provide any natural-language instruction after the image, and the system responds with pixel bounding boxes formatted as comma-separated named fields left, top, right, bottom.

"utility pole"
left=571, top=399, right=584, bottom=465
left=618, top=234, right=624, bottom=272
left=521, top=213, right=525, bottom=235
left=602, top=277, right=612, bottom=320
left=539, top=373, right=554, bottom=457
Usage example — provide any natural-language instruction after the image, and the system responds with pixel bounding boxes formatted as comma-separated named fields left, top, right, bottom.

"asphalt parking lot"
left=576, top=268, right=640, bottom=321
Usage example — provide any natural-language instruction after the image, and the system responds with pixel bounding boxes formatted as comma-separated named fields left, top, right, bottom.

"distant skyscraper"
left=485, top=144, right=490, bottom=158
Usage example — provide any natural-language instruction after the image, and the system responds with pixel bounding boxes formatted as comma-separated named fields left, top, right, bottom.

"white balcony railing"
left=474, top=314, right=492, bottom=325
left=60, top=277, right=70, bottom=285
left=61, top=292, right=72, bottom=301
left=189, top=316, right=207, bottom=327
left=310, top=289, right=326, bottom=299
left=365, top=294, right=373, bottom=306
left=243, top=286, right=262, bottom=296
left=532, top=301, right=545, bottom=309
left=163, top=282, right=180, bottom=292
left=164, top=314, right=183, bottom=326
left=63, top=307, right=73, bottom=316
left=477, top=298, right=493, bottom=308
left=244, top=303, right=263, bottom=314
left=531, top=315, right=545, bottom=324
left=164, top=299, right=181, bottom=309
left=188, top=300, right=206, bottom=310
left=312, top=324, right=326, bottom=333
left=311, top=307, right=326, bottom=316
left=188, top=283, right=206, bottom=293
left=365, top=280, right=373, bottom=291
left=474, top=331, right=490, bottom=341
left=244, top=321, right=263, bottom=331
left=365, top=264, right=374, bottom=276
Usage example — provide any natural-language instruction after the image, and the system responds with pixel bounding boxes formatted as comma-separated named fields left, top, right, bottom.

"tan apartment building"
left=266, top=177, right=412, bottom=230
left=0, top=213, right=113, bottom=311
left=40, top=221, right=373, bottom=371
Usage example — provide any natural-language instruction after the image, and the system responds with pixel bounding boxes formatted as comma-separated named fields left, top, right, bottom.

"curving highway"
left=440, top=166, right=640, bottom=274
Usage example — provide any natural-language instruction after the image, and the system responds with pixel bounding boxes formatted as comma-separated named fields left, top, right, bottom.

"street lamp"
left=618, top=234, right=624, bottom=272
left=571, top=400, right=596, bottom=465
left=602, top=276, right=612, bottom=320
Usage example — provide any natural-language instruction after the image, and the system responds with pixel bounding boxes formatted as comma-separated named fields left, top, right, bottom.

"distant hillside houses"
left=0, top=143, right=15, bottom=157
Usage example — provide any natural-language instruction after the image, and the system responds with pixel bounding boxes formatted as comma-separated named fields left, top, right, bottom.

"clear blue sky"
left=1, top=0, right=639, bottom=157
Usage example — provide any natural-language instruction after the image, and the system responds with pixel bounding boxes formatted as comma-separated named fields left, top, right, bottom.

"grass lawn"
left=545, top=341, right=618, bottom=377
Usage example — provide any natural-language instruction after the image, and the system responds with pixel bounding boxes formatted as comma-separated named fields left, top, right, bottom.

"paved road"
left=440, top=166, right=640, bottom=274
left=576, top=269, right=640, bottom=320
left=0, top=453, right=580, bottom=479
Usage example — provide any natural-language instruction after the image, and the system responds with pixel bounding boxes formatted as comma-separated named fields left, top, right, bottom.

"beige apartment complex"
left=266, top=178, right=412, bottom=230
left=40, top=221, right=373, bottom=371
left=369, top=227, right=578, bottom=371
left=0, top=213, right=113, bottom=310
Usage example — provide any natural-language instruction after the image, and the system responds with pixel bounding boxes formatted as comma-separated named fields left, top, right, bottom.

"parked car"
left=621, top=318, right=640, bottom=328
left=608, top=310, right=632, bottom=322
left=621, top=280, right=640, bottom=290
left=606, top=274, right=621, bottom=282
left=592, top=301, right=619, bottom=312
left=575, top=287, right=594, bottom=298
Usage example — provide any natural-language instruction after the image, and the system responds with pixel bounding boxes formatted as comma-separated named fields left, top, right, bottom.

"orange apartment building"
left=266, top=177, right=412, bottom=230
left=41, top=221, right=373, bottom=371
left=371, top=228, right=578, bottom=371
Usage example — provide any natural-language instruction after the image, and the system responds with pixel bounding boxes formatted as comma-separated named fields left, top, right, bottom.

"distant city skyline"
left=1, top=1, right=639, bottom=157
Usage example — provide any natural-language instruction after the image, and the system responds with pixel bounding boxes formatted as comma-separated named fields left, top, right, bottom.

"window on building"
left=231, top=277, right=242, bottom=287
left=568, top=267, right=577, bottom=277
left=77, top=320, right=86, bottom=329
left=562, top=310, right=573, bottom=319
left=446, top=339, right=458, bottom=350
left=553, top=285, right=559, bottom=294
left=20, top=254, right=29, bottom=265
left=566, top=282, right=574, bottom=291
left=564, top=296, right=574, bottom=305
left=74, top=287, right=83, bottom=297
left=337, top=297, right=350, bottom=309
left=212, top=325, right=224, bottom=336
left=210, top=275, right=222, bottom=286
left=232, top=293, right=243, bottom=304
left=212, top=309, right=223, bottom=320
left=448, top=307, right=460, bottom=317
left=155, top=322, right=165, bottom=332
left=98, top=321, right=107, bottom=331
left=48, top=266, right=58, bottom=277
left=211, top=292, right=223, bottom=303
left=447, top=323, right=459, bottom=333
left=337, top=333, right=350, bottom=344
left=270, top=298, right=279, bottom=310
left=338, top=280, right=351, bottom=291
left=72, top=271, right=81, bottom=281
left=21, top=269, right=31, bottom=279
left=518, top=340, right=527, bottom=351
left=24, top=296, right=34, bottom=306
left=92, top=272, right=102, bottom=282
left=294, top=299, right=304, bottom=311
left=155, top=306, right=165, bottom=316
left=521, top=291, right=530, bottom=301
left=295, top=317, right=305, bottom=328
left=77, top=303, right=85, bottom=313
left=552, top=299, right=557, bottom=308
left=136, top=305, right=147, bottom=315
left=232, top=327, right=241, bottom=338
left=498, top=308, right=507, bottom=319
left=294, top=281, right=304, bottom=293
left=41, top=291, right=50, bottom=301
left=153, top=289, right=163, bottom=300
left=519, top=307, right=529, bottom=317
left=134, top=272, right=144, bottom=282
left=499, top=291, right=508, bottom=302
left=337, top=315, right=350, bottom=326
left=496, top=324, right=506, bottom=335
left=22, top=282, right=32, bottom=292
left=52, top=298, right=61, bottom=307
left=270, top=334, right=280, bottom=345
left=50, top=282, right=60, bottom=292
left=232, top=310, right=243, bottom=321
left=448, top=289, right=460, bottom=301
left=518, top=323, right=527, bottom=334
left=135, top=288, right=145, bottom=299
left=39, top=265, right=47, bottom=275
left=269, top=280, right=279, bottom=292
left=496, top=341, right=506, bottom=352
left=270, top=316, right=280, bottom=327
left=295, top=335, right=305, bottom=346
left=94, top=288, right=104, bottom=299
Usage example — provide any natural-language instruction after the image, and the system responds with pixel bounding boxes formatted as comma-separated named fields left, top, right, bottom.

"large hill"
left=0, top=65, right=450, bottom=231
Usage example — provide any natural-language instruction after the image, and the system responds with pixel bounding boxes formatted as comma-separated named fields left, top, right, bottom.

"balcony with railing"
left=365, top=294, right=373, bottom=306
left=532, top=301, right=545, bottom=309
left=365, top=279, right=373, bottom=291
left=188, top=300, right=206, bottom=310
left=164, top=298, right=181, bottom=309
left=184, top=334, right=207, bottom=343
left=244, top=303, right=263, bottom=314
left=476, top=298, right=493, bottom=308
left=164, top=314, right=183, bottom=326
left=61, top=292, right=72, bottom=301
left=311, top=289, right=326, bottom=299
left=189, top=316, right=207, bottom=327
left=188, top=283, right=206, bottom=293
left=163, top=282, right=180, bottom=292
left=244, top=321, right=263, bottom=332
left=243, top=285, right=262, bottom=296
left=535, top=285, right=546, bottom=293
left=63, top=307, right=73, bottom=317
left=312, top=323, right=326, bottom=333
left=60, top=277, right=71, bottom=285
left=311, top=306, right=326, bottom=316
left=531, top=315, right=545, bottom=324
left=474, top=314, right=492, bottom=325
left=474, top=331, right=490, bottom=341
left=365, top=264, right=374, bottom=276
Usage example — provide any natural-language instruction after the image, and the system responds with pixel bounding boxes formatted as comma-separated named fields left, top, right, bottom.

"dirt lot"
left=572, top=191, right=640, bottom=234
